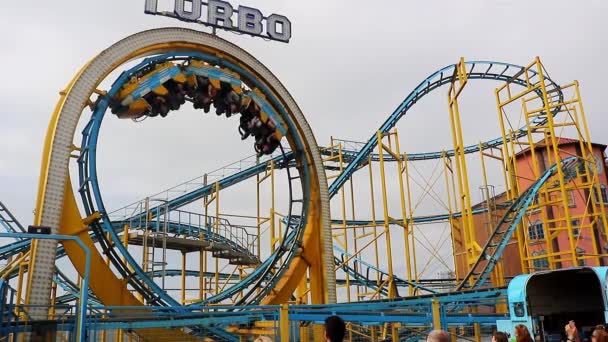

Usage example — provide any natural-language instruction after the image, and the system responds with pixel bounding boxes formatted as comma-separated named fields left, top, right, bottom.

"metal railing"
left=0, top=233, right=91, bottom=342
left=108, top=148, right=289, bottom=223
left=115, top=208, right=259, bottom=261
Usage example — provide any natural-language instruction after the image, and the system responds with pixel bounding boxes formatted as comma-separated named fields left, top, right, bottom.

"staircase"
left=457, top=157, right=580, bottom=290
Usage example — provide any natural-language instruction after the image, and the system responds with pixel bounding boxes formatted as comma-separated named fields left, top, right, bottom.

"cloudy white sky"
left=1, top=0, right=607, bottom=283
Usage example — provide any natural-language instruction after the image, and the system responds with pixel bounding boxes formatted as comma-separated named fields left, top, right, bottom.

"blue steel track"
left=105, top=60, right=562, bottom=301
left=0, top=58, right=568, bottom=340
left=78, top=52, right=312, bottom=309
left=1, top=60, right=563, bottom=298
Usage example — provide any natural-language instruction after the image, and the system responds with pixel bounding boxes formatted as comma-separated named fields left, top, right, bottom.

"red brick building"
left=455, top=138, right=608, bottom=279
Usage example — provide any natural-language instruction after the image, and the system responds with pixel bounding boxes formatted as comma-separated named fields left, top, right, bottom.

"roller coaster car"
left=212, top=84, right=243, bottom=117
left=183, top=61, right=244, bottom=117
left=237, top=95, right=281, bottom=156
left=108, top=58, right=283, bottom=156
left=110, top=62, right=187, bottom=119
left=238, top=97, right=259, bottom=140
left=183, top=60, right=242, bottom=94
left=249, top=89, right=284, bottom=138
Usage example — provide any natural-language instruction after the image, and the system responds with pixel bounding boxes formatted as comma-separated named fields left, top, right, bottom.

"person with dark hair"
left=514, top=324, right=533, bottom=342
left=492, top=331, right=509, bottom=342
left=324, top=316, right=346, bottom=342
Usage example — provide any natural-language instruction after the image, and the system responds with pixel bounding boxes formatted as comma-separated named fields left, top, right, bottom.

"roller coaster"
left=1, top=26, right=607, bottom=342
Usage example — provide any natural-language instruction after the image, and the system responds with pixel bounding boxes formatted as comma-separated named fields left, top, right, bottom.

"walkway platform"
left=124, top=232, right=259, bottom=266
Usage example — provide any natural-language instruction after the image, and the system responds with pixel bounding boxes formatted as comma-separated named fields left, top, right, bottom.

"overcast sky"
left=1, top=0, right=607, bottom=283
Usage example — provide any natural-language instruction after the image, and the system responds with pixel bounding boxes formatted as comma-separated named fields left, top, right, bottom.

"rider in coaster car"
left=164, top=80, right=187, bottom=111
left=239, top=115, right=251, bottom=140
left=246, top=116, right=266, bottom=137
left=251, top=118, right=280, bottom=156
left=238, top=98, right=259, bottom=140
left=224, top=90, right=242, bottom=116
left=212, top=83, right=230, bottom=117
left=254, top=132, right=280, bottom=156
left=192, top=76, right=216, bottom=113
left=150, top=95, right=170, bottom=117
left=213, top=81, right=244, bottom=118
left=258, top=120, right=280, bottom=155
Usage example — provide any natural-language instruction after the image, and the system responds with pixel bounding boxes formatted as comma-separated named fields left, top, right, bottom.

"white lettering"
left=266, top=14, right=292, bottom=42
left=175, top=0, right=202, bottom=21
left=207, top=0, right=234, bottom=28
left=144, top=0, right=292, bottom=42
left=237, top=6, right=263, bottom=35
left=144, top=0, right=158, bottom=14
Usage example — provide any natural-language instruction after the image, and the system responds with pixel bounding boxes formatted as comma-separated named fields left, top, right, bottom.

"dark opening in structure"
left=526, top=267, right=605, bottom=341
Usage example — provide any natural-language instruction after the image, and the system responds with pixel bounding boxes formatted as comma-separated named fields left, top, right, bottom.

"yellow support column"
left=449, top=327, right=457, bottom=342
left=474, top=323, right=481, bottom=342
left=181, top=252, right=186, bottom=305
left=447, top=58, right=481, bottom=282
left=201, top=174, right=208, bottom=301
left=393, top=131, right=415, bottom=295
left=350, top=177, right=361, bottom=301
left=297, top=275, right=309, bottom=341
left=280, top=303, right=290, bottom=341
left=575, top=81, right=608, bottom=242
left=214, top=182, right=220, bottom=294
left=371, top=326, right=378, bottom=342
left=401, top=150, right=419, bottom=285
left=443, top=153, right=463, bottom=282
left=368, top=158, right=381, bottom=288
left=432, top=299, right=442, bottom=330
left=49, top=281, right=57, bottom=320
left=376, top=131, right=396, bottom=298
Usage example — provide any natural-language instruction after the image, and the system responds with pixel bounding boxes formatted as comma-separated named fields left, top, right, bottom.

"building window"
left=576, top=247, right=586, bottom=266
left=594, top=185, right=608, bottom=204
left=578, top=161, right=588, bottom=176
left=528, top=221, right=544, bottom=240
left=531, top=250, right=549, bottom=269
left=571, top=219, right=580, bottom=238
left=567, top=190, right=576, bottom=207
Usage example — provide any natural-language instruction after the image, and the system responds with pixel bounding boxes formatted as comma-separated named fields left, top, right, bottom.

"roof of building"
left=515, top=137, right=606, bottom=157
left=470, top=137, right=608, bottom=208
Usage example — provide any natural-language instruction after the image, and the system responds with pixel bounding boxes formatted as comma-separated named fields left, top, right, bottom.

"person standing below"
left=254, top=337, right=273, bottom=342
left=325, top=316, right=346, bottom=342
left=514, top=324, right=534, bottom=342
left=565, top=320, right=580, bottom=342
left=592, top=326, right=608, bottom=342
left=492, top=331, right=509, bottom=342
left=427, top=330, right=450, bottom=342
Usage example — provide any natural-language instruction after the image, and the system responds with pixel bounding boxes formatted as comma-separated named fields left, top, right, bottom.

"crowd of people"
left=251, top=316, right=608, bottom=341
left=110, top=61, right=282, bottom=157
left=492, top=321, right=608, bottom=342
left=424, top=321, right=608, bottom=342
left=562, top=320, right=608, bottom=342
